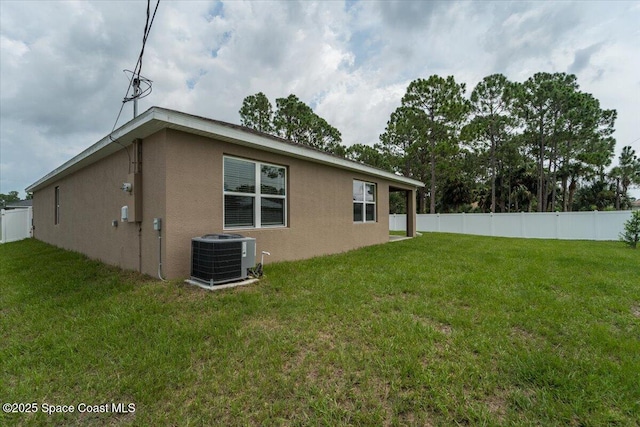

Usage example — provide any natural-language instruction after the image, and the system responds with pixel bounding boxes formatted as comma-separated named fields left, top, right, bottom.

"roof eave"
left=151, top=108, right=424, bottom=188
left=26, top=109, right=160, bottom=192
left=26, top=107, right=424, bottom=192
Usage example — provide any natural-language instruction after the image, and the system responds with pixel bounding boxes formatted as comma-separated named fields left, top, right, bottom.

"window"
left=353, top=180, right=376, bottom=222
left=54, top=186, right=60, bottom=225
left=224, top=156, right=286, bottom=228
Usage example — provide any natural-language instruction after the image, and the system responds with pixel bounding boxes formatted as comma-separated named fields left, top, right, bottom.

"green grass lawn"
left=1, top=235, right=639, bottom=426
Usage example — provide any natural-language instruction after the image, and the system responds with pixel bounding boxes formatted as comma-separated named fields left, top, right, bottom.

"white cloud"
left=1, top=0, right=638, bottom=198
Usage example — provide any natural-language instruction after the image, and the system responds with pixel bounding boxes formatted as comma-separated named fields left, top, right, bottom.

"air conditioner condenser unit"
left=190, top=234, right=256, bottom=286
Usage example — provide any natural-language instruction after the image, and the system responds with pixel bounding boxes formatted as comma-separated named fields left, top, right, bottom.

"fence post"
left=593, top=210, right=599, bottom=240
left=28, top=207, right=33, bottom=238
left=520, top=211, right=525, bottom=238
left=555, top=213, right=560, bottom=239
left=0, top=209, right=5, bottom=244
left=26, top=207, right=31, bottom=238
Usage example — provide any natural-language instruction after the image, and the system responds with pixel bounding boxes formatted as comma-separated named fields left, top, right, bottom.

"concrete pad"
left=184, top=277, right=260, bottom=291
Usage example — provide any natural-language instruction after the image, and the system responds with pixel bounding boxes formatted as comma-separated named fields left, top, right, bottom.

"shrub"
left=620, top=210, right=640, bottom=249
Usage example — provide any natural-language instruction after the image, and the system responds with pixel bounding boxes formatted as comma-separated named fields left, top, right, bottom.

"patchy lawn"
left=1, top=235, right=639, bottom=426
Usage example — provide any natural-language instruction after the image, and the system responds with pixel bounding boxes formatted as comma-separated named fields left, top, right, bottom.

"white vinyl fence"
left=390, top=210, right=633, bottom=241
left=0, top=207, right=33, bottom=243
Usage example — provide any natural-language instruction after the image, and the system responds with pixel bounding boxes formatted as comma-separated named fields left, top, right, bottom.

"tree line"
left=0, top=191, right=31, bottom=208
left=239, top=73, right=640, bottom=214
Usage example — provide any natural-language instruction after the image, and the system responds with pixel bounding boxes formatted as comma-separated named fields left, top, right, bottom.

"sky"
left=1, top=0, right=639, bottom=199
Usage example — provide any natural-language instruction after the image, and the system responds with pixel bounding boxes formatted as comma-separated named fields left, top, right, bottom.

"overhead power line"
left=109, top=0, right=161, bottom=139
left=106, top=0, right=160, bottom=172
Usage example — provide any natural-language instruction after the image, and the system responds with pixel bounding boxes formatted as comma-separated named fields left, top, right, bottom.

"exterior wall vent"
left=190, top=234, right=256, bottom=285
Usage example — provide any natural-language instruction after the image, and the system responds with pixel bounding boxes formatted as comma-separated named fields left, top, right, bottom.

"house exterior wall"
left=32, top=149, right=141, bottom=271
left=32, top=127, right=417, bottom=280
left=138, top=131, right=168, bottom=277
left=32, top=131, right=168, bottom=277
left=161, top=129, right=413, bottom=279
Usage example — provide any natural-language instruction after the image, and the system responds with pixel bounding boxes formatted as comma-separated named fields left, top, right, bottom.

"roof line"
left=27, top=106, right=424, bottom=192
left=26, top=110, right=156, bottom=192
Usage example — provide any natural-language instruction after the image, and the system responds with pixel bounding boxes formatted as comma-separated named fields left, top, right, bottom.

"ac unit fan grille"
left=191, top=240, right=242, bottom=284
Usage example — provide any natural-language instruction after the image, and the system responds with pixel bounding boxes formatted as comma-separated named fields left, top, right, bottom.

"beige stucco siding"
left=32, top=131, right=168, bottom=278
left=32, top=149, right=140, bottom=271
left=138, top=130, right=167, bottom=278
left=31, top=126, right=417, bottom=280
left=161, top=129, right=403, bottom=279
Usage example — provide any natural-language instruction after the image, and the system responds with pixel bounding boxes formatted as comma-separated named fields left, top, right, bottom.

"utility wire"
left=107, top=0, right=160, bottom=169
left=124, top=0, right=159, bottom=102
left=137, top=0, right=160, bottom=80
left=106, top=0, right=160, bottom=174
left=109, top=0, right=160, bottom=136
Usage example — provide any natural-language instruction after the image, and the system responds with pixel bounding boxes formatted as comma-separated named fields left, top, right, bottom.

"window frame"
left=54, top=186, right=60, bottom=225
left=353, top=180, right=377, bottom=223
left=223, top=156, right=287, bottom=229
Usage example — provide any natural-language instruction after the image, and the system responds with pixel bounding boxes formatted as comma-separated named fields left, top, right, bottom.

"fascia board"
left=152, top=108, right=425, bottom=188
left=26, top=110, right=158, bottom=192
left=27, top=107, right=424, bottom=193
